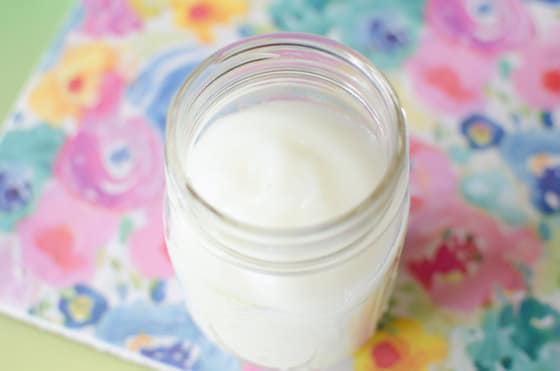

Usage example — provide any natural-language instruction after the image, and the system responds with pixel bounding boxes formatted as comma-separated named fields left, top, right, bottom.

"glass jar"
left=165, top=33, right=409, bottom=370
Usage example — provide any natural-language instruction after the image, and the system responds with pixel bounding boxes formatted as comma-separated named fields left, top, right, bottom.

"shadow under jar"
left=164, top=33, right=409, bottom=370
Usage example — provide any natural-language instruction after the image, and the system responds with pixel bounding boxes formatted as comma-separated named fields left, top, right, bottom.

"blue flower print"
left=96, top=302, right=240, bottom=371
left=269, top=0, right=334, bottom=34
left=364, top=16, right=410, bottom=54
left=0, top=125, right=64, bottom=231
left=59, top=284, right=108, bottom=328
left=127, top=47, right=203, bottom=134
left=461, top=114, right=505, bottom=149
left=533, top=165, right=560, bottom=215
left=467, top=296, right=560, bottom=371
left=141, top=341, right=197, bottom=369
left=0, top=166, right=33, bottom=213
left=501, top=131, right=560, bottom=184
left=501, top=130, right=560, bottom=215
left=330, top=0, right=423, bottom=67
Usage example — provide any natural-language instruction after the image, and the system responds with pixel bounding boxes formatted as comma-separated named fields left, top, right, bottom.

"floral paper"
left=1, top=0, right=560, bottom=370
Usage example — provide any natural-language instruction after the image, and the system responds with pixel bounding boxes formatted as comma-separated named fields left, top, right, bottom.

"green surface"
left=0, top=1, right=146, bottom=370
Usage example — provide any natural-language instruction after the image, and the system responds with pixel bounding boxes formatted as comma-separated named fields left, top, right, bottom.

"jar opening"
left=165, top=33, right=408, bottom=270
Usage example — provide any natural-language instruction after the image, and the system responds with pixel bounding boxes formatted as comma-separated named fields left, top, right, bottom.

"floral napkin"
left=1, top=0, right=560, bottom=370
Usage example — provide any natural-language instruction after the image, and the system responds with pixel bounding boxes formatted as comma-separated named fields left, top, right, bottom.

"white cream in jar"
left=165, top=34, right=409, bottom=370
left=188, top=101, right=385, bottom=228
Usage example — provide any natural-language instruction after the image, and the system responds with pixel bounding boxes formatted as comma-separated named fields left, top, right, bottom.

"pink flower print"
left=406, top=34, right=495, bottom=115
left=403, top=201, right=541, bottom=312
left=129, top=198, right=174, bottom=279
left=17, top=181, right=119, bottom=287
left=82, top=0, right=142, bottom=36
left=55, top=115, right=164, bottom=210
left=512, top=31, right=560, bottom=110
left=410, top=137, right=459, bottom=213
left=426, top=0, right=534, bottom=54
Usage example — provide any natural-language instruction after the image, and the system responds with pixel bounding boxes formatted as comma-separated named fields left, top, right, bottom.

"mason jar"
left=164, top=33, right=409, bottom=370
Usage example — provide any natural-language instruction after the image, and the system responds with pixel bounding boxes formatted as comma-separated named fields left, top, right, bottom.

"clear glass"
left=165, top=33, right=409, bottom=370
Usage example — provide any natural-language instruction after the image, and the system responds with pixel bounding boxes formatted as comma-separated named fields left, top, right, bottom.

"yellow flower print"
left=128, top=0, right=170, bottom=19
left=171, top=0, right=247, bottom=43
left=68, top=295, right=94, bottom=322
left=28, top=43, right=117, bottom=125
left=355, top=318, right=447, bottom=371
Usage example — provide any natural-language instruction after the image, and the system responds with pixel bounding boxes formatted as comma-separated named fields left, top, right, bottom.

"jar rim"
left=165, top=32, right=407, bottom=239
